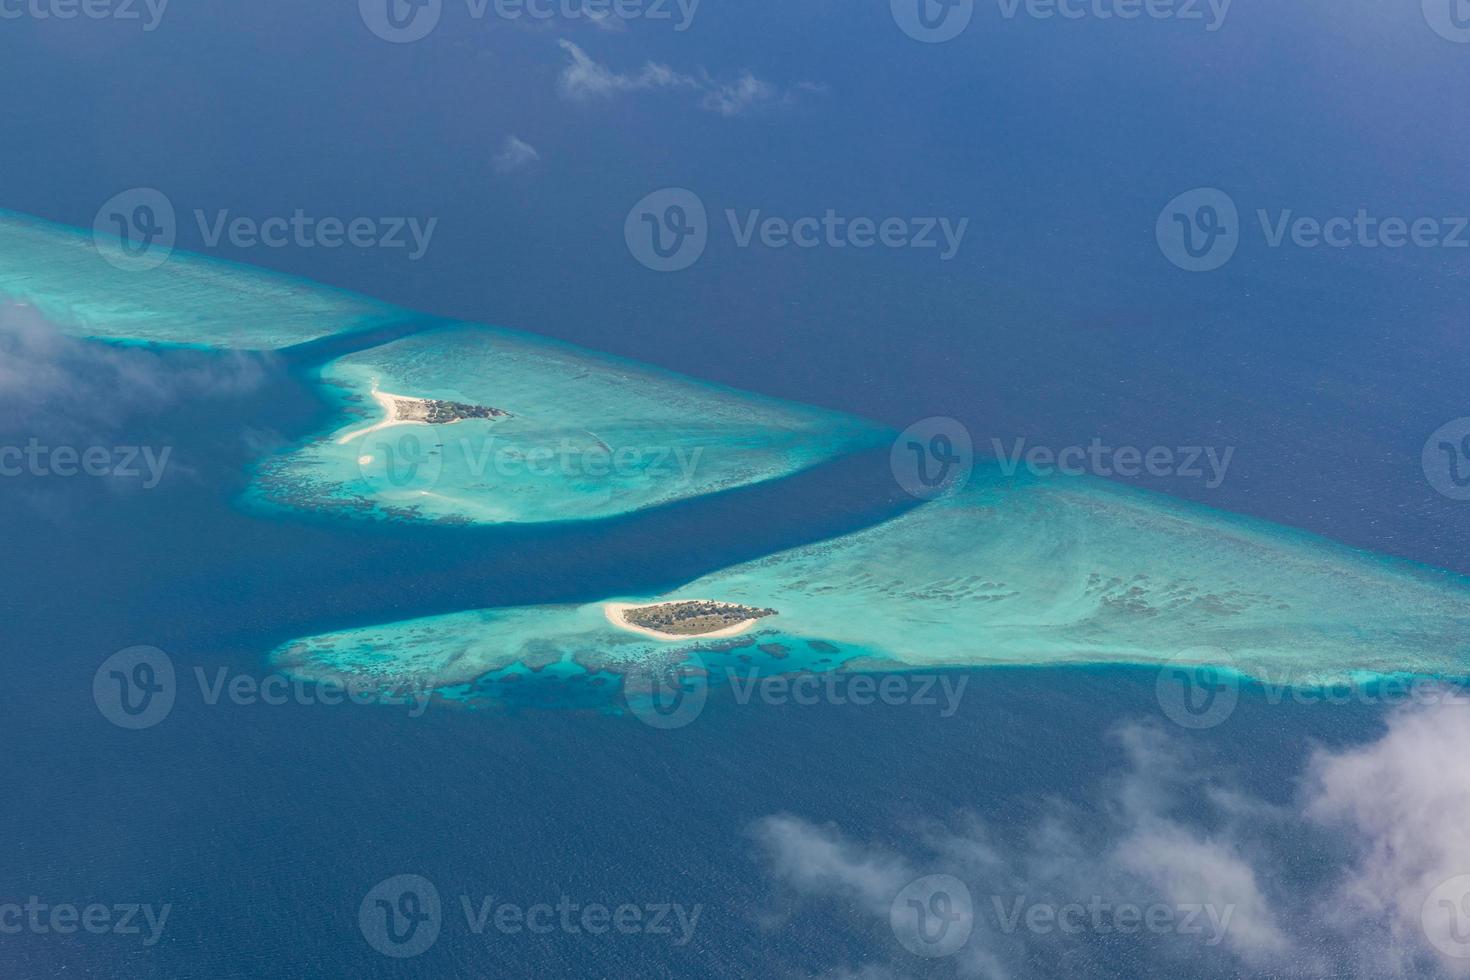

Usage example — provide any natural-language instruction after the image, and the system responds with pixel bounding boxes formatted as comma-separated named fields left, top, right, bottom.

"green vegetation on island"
left=623, top=600, right=778, bottom=636
left=394, top=397, right=510, bottom=424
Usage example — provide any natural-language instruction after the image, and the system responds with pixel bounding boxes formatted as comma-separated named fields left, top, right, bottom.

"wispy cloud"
left=752, top=701, right=1470, bottom=978
left=492, top=135, right=541, bottom=174
left=0, top=304, right=269, bottom=444
left=1305, top=701, right=1470, bottom=976
left=753, top=813, right=913, bottom=913
left=0, top=304, right=274, bottom=513
left=555, top=40, right=821, bottom=116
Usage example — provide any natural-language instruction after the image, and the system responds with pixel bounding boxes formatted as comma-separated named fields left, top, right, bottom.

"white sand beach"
left=336, top=386, right=418, bottom=445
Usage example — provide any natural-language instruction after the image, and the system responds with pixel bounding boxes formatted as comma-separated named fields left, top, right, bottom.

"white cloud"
left=751, top=704, right=1470, bottom=978
left=1305, top=697, right=1470, bottom=976
left=555, top=40, right=818, bottom=116
left=1107, top=725, right=1292, bottom=966
left=0, top=303, right=268, bottom=442
left=492, top=135, right=541, bottom=174
left=0, top=303, right=272, bottom=510
left=752, top=813, right=914, bottom=913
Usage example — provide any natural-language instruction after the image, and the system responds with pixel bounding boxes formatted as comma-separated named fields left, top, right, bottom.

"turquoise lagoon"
left=9, top=207, right=1467, bottom=699
left=271, top=468, right=1470, bottom=693
left=0, top=209, right=406, bottom=349
left=0, top=209, right=888, bottom=523
left=242, top=322, right=890, bottom=525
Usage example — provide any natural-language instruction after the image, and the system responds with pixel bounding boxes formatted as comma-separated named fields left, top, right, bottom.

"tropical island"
left=392, top=396, right=510, bottom=425
left=337, top=386, right=510, bottom=445
left=604, top=600, right=778, bottom=639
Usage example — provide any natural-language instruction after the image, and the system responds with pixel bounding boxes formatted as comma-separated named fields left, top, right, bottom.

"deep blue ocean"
left=2, top=0, right=1468, bottom=976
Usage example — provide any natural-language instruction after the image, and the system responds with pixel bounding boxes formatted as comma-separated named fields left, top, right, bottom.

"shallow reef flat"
left=243, top=322, right=890, bottom=525
left=272, top=468, right=1470, bottom=691
left=0, top=210, right=405, bottom=348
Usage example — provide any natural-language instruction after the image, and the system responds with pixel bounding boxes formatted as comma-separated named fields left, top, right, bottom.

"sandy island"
left=337, top=384, right=508, bottom=457
left=337, top=386, right=420, bottom=445
left=604, top=601, right=770, bottom=641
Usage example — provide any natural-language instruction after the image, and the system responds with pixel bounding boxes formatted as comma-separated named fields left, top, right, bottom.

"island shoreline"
left=603, top=601, right=766, bottom=641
